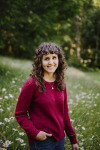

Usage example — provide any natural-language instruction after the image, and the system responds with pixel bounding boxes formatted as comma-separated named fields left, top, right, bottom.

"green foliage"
left=0, top=0, right=81, bottom=59
left=60, top=0, right=100, bottom=69
left=80, top=7, right=100, bottom=68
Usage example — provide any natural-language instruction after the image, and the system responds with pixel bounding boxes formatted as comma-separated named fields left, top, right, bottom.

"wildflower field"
left=0, top=56, right=100, bottom=150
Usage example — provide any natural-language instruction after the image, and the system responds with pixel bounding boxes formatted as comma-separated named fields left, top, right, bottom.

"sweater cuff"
left=27, top=128, right=40, bottom=140
left=69, top=135, right=77, bottom=144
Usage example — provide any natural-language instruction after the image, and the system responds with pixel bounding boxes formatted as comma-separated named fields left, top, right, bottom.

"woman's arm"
left=64, top=84, right=78, bottom=145
left=15, top=78, right=40, bottom=140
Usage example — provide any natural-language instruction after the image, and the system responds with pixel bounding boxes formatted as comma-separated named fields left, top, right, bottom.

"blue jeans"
left=30, top=137, right=65, bottom=150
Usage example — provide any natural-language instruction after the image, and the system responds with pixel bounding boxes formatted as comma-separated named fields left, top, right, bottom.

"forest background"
left=0, top=0, right=100, bottom=69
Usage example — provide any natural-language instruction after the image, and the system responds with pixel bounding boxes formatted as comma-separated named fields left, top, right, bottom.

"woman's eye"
left=53, top=57, right=56, bottom=59
left=45, top=58, right=49, bottom=60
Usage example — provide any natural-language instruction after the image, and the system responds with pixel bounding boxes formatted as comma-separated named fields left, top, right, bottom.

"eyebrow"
left=43, top=54, right=57, bottom=57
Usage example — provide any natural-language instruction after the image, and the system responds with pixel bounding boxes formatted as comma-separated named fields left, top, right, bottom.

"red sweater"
left=15, top=77, right=77, bottom=146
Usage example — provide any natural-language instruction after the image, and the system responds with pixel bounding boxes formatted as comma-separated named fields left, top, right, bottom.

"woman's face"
left=42, top=53, right=59, bottom=74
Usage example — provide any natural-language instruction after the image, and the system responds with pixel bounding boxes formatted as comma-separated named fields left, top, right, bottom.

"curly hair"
left=30, top=42, right=67, bottom=93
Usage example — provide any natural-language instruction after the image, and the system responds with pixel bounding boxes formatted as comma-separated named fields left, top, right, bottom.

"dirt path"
left=66, top=66, right=86, bottom=77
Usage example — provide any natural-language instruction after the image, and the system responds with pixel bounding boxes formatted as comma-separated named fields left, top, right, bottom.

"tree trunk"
left=76, top=16, right=80, bottom=62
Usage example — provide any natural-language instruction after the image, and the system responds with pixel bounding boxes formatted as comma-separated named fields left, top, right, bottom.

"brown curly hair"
left=30, top=42, right=67, bottom=93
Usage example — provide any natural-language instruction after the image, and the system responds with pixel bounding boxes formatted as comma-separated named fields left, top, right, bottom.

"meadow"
left=0, top=56, right=100, bottom=150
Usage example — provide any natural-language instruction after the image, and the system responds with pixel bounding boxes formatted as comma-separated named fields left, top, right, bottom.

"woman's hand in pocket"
left=35, top=131, right=52, bottom=141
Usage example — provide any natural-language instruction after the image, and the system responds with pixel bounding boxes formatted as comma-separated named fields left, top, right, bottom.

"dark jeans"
left=30, top=137, right=65, bottom=150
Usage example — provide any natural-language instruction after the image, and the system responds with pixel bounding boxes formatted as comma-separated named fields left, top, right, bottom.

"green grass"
left=0, top=56, right=100, bottom=150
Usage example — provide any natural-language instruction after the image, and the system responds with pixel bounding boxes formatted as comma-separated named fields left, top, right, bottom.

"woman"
left=15, top=42, right=78, bottom=150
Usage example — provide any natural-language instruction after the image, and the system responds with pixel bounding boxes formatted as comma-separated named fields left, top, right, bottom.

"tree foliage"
left=0, top=0, right=81, bottom=59
left=81, top=7, right=100, bottom=68
left=59, top=0, right=100, bottom=68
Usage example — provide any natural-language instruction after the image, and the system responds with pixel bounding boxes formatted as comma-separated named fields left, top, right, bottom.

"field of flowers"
left=0, top=56, right=100, bottom=150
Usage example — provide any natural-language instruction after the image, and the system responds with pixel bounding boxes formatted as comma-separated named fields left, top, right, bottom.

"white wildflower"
left=9, top=94, right=13, bottom=98
left=88, top=101, right=92, bottom=103
left=19, top=139, right=24, bottom=143
left=82, top=92, right=86, bottom=95
left=69, top=110, right=72, bottom=113
left=85, top=104, right=88, bottom=106
left=16, top=138, right=21, bottom=141
left=76, top=134, right=80, bottom=136
left=9, top=117, right=15, bottom=120
left=0, top=122, right=4, bottom=125
left=80, top=135, right=83, bottom=137
left=0, top=108, right=3, bottom=112
left=12, top=128, right=18, bottom=131
left=79, top=147, right=84, bottom=150
left=4, top=118, right=10, bottom=122
left=30, top=11, right=33, bottom=14
left=19, top=88, right=21, bottom=91
left=2, top=143, right=9, bottom=147
left=19, top=132, right=24, bottom=136
left=12, top=81, right=15, bottom=83
left=75, top=127, right=78, bottom=130
left=0, top=148, right=7, bottom=150
left=88, top=96, right=91, bottom=99
left=81, top=96, right=84, bottom=99
left=21, top=143, right=26, bottom=146
left=73, top=85, right=77, bottom=88
left=5, top=140, right=12, bottom=145
left=82, top=127, right=85, bottom=130
left=97, top=93, right=99, bottom=96
left=4, top=96, right=8, bottom=99
left=70, top=119, right=74, bottom=122
left=79, top=142, right=83, bottom=146
left=2, top=88, right=6, bottom=92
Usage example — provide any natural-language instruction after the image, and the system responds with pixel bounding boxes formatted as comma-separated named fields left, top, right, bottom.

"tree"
left=0, top=0, right=81, bottom=59
left=80, top=7, right=100, bottom=68
left=58, top=0, right=94, bottom=67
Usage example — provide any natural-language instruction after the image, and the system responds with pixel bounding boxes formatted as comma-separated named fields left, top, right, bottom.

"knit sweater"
left=15, top=77, right=77, bottom=146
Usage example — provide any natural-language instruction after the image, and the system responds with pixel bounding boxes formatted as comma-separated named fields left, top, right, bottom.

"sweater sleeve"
left=64, top=84, right=77, bottom=144
left=15, top=78, right=40, bottom=139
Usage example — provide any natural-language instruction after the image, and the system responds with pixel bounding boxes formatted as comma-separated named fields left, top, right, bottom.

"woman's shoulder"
left=23, top=76, right=36, bottom=87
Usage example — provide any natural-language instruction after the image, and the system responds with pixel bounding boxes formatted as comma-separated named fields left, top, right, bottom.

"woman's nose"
left=48, top=58, right=53, bottom=64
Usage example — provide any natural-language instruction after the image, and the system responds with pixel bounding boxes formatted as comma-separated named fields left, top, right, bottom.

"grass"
left=0, top=56, right=100, bottom=150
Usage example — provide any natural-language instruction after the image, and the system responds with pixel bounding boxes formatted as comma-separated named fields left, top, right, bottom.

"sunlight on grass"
left=0, top=56, right=100, bottom=150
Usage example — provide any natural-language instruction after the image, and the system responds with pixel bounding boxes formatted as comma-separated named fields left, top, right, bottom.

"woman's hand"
left=72, top=144, right=79, bottom=150
left=35, top=131, right=52, bottom=141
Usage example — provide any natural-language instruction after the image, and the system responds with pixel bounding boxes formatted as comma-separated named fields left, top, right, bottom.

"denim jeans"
left=30, top=137, right=65, bottom=150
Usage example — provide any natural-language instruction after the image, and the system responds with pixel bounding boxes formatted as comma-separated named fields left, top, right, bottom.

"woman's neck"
left=43, top=72, right=55, bottom=82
